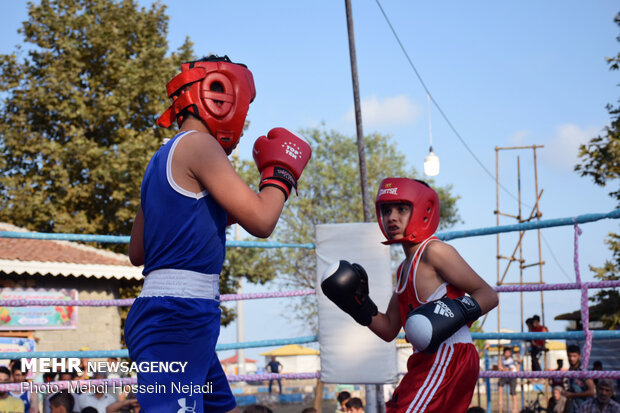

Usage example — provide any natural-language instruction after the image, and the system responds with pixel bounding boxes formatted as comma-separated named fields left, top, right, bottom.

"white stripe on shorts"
left=406, top=341, right=455, bottom=413
left=140, top=269, right=220, bottom=300
left=418, top=343, right=455, bottom=412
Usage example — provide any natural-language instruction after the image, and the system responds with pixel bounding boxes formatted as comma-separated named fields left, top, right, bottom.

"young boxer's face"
left=380, top=202, right=412, bottom=239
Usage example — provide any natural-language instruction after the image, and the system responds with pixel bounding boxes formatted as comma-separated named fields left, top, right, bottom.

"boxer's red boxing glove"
left=252, top=128, right=312, bottom=200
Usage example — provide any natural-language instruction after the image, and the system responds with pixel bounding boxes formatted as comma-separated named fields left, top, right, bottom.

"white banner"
left=316, top=223, right=397, bottom=384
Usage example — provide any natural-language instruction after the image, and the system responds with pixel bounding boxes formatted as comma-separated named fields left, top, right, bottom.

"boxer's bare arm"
left=369, top=294, right=402, bottom=342
left=425, top=241, right=498, bottom=314
left=129, top=206, right=145, bottom=266
left=177, top=130, right=285, bottom=238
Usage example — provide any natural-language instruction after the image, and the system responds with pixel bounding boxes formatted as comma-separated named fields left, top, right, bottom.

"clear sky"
left=2, top=1, right=619, bottom=366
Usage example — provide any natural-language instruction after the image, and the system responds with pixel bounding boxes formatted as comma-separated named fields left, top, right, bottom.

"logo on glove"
left=460, top=296, right=475, bottom=309
left=282, top=142, right=302, bottom=160
left=433, top=301, right=454, bottom=318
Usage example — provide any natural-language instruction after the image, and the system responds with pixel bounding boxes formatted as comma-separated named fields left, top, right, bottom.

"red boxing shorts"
left=386, top=342, right=479, bottom=413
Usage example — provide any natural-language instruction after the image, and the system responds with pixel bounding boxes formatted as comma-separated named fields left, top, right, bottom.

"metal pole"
left=517, top=156, right=524, bottom=333
left=495, top=147, right=501, bottom=361
left=344, top=0, right=372, bottom=223
left=484, top=348, right=492, bottom=413
left=233, top=147, right=246, bottom=376
left=235, top=222, right=245, bottom=375
left=344, top=2, right=378, bottom=410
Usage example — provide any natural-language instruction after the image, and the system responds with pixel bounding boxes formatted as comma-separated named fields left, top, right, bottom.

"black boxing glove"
left=321, top=260, right=378, bottom=326
left=405, top=295, right=481, bottom=353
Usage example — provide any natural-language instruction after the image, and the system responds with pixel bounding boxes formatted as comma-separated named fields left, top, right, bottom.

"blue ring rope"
left=0, top=209, right=617, bottom=247
left=399, top=330, right=620, bottom=340
left=0, top=336, right=319, bottom=359
left=3, top=331, right=619, bottom=359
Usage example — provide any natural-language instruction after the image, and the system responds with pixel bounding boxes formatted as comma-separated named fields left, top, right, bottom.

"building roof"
left=260, top=344, right=320, bottom=357
left=555, top=302, right=616, bottom=323
left=0, top=223, right=143, bottom=280
left=220, top=354, right=257, bottom=364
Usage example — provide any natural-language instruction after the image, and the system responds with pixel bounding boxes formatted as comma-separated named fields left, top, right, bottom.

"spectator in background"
left=0, top=366, right=25, bottom=412
left=344, top=398, right=364, bottom=413
left=579, top=379, right=620, bottom=413
left=48, top=392, right=74, bottom=413
left=102, top=397, right=140, bottom=413
left=266, top=356, right=283, bottom=394
left=44, top=372, right=80, bottom=413
left=10, top=360, right=38, bottom=413
left=498, top=347, right=520, bottom=413
left=467, top=408, right=485, bottom=413
left=77, top=348, right=91, bottom=381
left=243, top=405, right=273, bottom=413
left=547, top=386, right=568, bottom=413
left=592, top=360, right=604, bottom=387
left=526, top=315, right=548, bottom=371
left=75, top=372, right=115, bottom=413
left=563, top=345, right=595, bottom=413
left=336, top=391, right=351, bottom=413
left=551, top=359, right=567, bottom=389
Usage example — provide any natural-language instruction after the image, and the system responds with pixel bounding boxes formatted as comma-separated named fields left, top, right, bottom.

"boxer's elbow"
left=128, top=248, right=144, bottom=267
left=474, top=287, right=499, bottom=315
left=240, top=217, right=278, bottom=239
left=369, top=315, right=400, bottom=342
left=377, top=332, right=398, bottom=342
left=128, top=238, right=145, bottom=266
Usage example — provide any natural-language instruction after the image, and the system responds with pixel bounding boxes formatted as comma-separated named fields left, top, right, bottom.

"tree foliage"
left=575, top=13, right=620, bottom=329
left=0, top=1, right=462, bottom=332
left=234, top=128, right=461, bottom=332
left=0, top=0, right=193, bottom=242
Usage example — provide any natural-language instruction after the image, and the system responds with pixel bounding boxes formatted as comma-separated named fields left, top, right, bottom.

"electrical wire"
left=541, top=232, right=574, bottom=282
left=374, top=0, right=523, bottom=206
left=374, top=1, right=578, bottom=284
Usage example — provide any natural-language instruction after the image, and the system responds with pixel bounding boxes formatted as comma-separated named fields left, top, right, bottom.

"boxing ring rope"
left=1, top=281, right=618, bottom=308
left=0, top=336, right=319, bottom=359
left=0, top=230, right=314, bottom=249
left=1, top=330, right=619, bottom=360
left=0, top=209, right=618, bottom=395
left=0, top=372, right=326, bottom=392
left=1, top=368, right=619, bottom=393
left=0, top=289, right=317, bottom=307
left=1, top=210, right=618, bottom=245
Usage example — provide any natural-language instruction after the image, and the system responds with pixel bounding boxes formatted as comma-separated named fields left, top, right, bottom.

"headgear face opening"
left=375, top=177, right=440, bottom=245
left=157, top=55, right=256, bottom=154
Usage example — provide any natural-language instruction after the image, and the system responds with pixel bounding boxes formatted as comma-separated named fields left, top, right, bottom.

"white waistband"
left=444, top=324, right=473, bottom=346
left=140, top=269, right=220, bottom=301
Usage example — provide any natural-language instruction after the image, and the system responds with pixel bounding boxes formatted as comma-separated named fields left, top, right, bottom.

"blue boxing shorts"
left=124, top=270, right=236, bottom=413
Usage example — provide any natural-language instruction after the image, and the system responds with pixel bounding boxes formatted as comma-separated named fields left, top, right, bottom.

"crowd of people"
left=239, top=391, right=363, bottom=413
left=0, top=358, right=140, bottom=413
left=492, top=320, right=620, bottom=413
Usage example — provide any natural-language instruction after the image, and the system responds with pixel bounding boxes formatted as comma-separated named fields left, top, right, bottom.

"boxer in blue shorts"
left=125, top=55, right=311, bottom=412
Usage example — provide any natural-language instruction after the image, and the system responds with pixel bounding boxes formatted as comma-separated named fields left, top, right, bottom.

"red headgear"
left=375, top=177, right=440, bottom=245
left=157, top=56, right=256, bottom=154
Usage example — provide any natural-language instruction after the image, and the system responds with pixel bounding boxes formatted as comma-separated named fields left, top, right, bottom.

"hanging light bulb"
left=424, top=146, right=440, bottom=176
left=424, top=93, right=440, bottom=177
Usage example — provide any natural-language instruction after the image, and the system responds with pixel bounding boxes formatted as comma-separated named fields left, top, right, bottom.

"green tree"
left=235, top=128, right=460, bottom=332
left=575, top=13, right=620, bottom=329
left=0, top=0, right=193, bottom=242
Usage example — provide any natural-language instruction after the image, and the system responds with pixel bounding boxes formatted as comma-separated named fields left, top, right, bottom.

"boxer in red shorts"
left=322, top=178, right=498, bottom=413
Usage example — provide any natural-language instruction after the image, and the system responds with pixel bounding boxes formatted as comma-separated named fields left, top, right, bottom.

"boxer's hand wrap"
left=321, top=260, right=378, bottom=326
left=405, top=295, right=481, bottom=353
left=253, top=128, right=312, bottom=201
